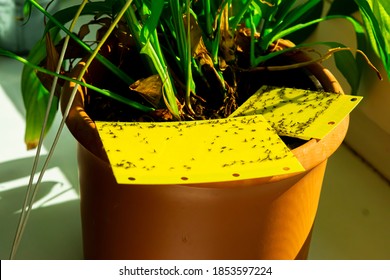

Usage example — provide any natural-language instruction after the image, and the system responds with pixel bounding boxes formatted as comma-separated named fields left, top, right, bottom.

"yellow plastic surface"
left=230, top=86, right=362, bottom=139
left=95, top=115, right=305, bottom=185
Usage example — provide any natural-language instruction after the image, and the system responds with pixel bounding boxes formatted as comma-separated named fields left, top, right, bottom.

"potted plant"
left=1, top=0, right=388, bottom=259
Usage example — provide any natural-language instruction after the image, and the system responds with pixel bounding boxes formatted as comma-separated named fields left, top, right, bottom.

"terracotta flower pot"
left=61, top=50, right=348, bottom=260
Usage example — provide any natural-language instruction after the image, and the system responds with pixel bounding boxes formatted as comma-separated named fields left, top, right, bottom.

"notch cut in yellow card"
left=230, top=86, right=362, bottom=140
left=95, top=115, right=305, bottom=185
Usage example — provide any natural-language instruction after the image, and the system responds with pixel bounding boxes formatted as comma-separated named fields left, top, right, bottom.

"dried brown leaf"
left=78, top=24, right=91, bottom=40
left=130, top=74, right=163, bottom=107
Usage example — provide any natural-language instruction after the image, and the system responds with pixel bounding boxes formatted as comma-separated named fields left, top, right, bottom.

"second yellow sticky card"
left=231, top=86, right=362, bottom=140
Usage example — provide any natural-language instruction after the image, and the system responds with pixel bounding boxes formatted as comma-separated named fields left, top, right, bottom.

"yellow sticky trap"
left=230, top=86, right=362, bottom=139
left=95, top=115, right=304, bottom=185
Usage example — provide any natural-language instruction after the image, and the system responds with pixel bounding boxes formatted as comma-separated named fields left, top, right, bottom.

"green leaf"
left=262, top=14, right=365, bottom=52
left=327, top=0, right=358, bottom=16
left=354, top=0, right=390, bottom=79
left=141, top=36, right=181, bottom=119
left=272, top=0, right=296, bottom=22
left=139, top=1, right=164, bottom=44
left=272, top=0, right=322, bottom=35
left=1, top=41, right=152, bottom=150
left=260, top=0, right=322, bottom=50
left=230, top=0, right=256, bottom=30
left=284, top=1, right=323, bottom=44
left=21, top=38, right=59, bottom=149
left=170, top=0, right=189, bottom=71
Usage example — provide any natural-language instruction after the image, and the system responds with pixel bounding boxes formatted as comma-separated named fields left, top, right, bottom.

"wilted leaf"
left=130, top=74, right=162, bottom=107
left=78, top=23, right=91, bottom=40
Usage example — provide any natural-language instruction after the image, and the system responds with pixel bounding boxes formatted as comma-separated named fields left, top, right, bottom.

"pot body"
left=75, top=115, right=348, bottom=260
left=78, top=142, right=329, bottom=259
left=63, top=40, right=349, bottom=259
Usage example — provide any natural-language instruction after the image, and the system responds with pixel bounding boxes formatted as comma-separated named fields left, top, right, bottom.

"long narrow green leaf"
left=283, top=0, right=323, bottom=44
left=260, top=0, right=321, bottom=50
left=229, top=0, right=254, bottom=31
left=168, top=0, right=196, bottom=100
left=170, top=0, right=189, bottom=72
left=208, top=0, right=230, bottom=65
left=255, top=0, right=280, bottom=33
left=0, top=49, right=153, bottom=113
left=259, top=12, right=368, bottom=90
left=354, top=0, right=390, bottom=79
left=139, top=1, right=164, bottom=44
left=272, top=0, right=296, bottom=22
left=203, top=0, right=213, bottom=37
left=259, top=15, right=365, bottom=56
